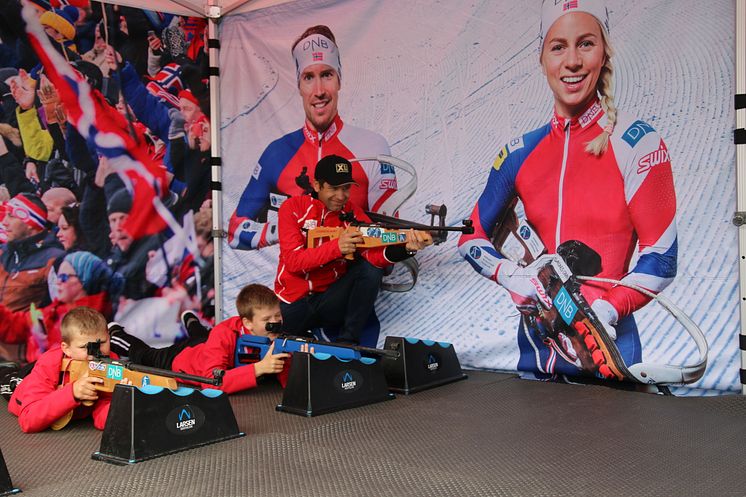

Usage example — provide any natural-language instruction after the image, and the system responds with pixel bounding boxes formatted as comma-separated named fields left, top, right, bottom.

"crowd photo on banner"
left=0, top=0, right=214, bottom=378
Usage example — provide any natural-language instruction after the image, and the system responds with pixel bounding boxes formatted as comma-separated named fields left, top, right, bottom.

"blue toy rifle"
left=234, top=329, right=399, bottom=368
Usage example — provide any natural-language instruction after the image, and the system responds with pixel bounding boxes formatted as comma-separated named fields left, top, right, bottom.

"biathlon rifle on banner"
left=492, top=201, right=708, bottom=385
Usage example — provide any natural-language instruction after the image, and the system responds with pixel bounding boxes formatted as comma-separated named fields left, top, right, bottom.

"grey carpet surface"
left=1, top=371, right=745, bottom=497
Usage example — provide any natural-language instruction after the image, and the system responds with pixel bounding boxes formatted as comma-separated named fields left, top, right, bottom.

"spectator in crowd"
left=41, top=187, right=76, bottom=224
left=0, top=193, right=64, bottom=312
left=0, top=250, right=123, bottom=363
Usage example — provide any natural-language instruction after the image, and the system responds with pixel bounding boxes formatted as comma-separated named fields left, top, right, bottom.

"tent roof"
left=100, top=0, right=291, bottom=18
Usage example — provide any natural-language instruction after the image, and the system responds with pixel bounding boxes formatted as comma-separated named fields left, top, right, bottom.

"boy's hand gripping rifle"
left=306, top=212, right=474, bottom=259
left=52, top=340, right=225, bottom=430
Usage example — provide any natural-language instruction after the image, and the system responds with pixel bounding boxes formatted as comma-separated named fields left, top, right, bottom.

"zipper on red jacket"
left=556, top=119, right=571, bottom=248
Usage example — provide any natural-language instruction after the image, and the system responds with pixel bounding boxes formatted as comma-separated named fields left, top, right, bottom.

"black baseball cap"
left=314, top=155, right=357, bottom=186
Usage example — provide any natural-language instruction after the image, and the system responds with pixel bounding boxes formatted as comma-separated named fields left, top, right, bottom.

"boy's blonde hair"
left=235, top=284, right=279, bottom=320
left=61, top=306, right=108, bottom=343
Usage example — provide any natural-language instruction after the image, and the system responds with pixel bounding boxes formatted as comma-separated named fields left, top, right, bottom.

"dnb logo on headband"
left=293, top=33, right=341, bottom=81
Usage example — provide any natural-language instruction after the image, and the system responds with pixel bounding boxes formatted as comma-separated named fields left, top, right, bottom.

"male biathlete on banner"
left=229, top=25, right=397, bottom=250
left=458, top=0, right=678, bottom=379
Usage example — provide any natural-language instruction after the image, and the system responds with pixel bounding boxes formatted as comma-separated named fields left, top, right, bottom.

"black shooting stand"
left=382, top=337, right=467, bottom=394
left=276, top=351, right=394, bottom=416
left=0, top=447, right=20, bottom=496
left=92, top=384, right=244, bottom=465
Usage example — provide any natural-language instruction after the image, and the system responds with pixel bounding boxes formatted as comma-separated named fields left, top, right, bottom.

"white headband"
left=540, top=0, right=609, bottom=46
left=292, top=33, right=341, bottom=82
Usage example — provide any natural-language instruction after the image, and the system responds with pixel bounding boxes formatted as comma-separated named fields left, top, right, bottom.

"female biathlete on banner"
left=458, top=0, right=678, bottom=379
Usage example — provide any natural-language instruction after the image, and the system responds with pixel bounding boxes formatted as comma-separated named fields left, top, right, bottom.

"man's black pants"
left=280, top=258, right=384, bottom=344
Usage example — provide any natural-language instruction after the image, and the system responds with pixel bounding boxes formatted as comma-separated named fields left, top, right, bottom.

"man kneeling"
left=275, top=155, right=432, bottom=345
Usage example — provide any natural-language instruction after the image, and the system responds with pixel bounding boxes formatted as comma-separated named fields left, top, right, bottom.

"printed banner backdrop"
left=219, top=0, right=738, bottom=394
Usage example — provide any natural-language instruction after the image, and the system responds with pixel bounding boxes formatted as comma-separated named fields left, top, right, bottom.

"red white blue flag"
left=23, top=4, right=182, bottom=242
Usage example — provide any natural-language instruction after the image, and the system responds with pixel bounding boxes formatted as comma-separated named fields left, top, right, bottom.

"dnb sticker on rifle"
left=553, top=286, right=578, bottom=325
left=382, top=232, right=398, bottom=243
left=106, top=365, right=124, bottom=381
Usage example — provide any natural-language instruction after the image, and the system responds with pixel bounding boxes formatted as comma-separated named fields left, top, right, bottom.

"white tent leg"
left=207, top=15, right=224, bottom=321
left=736, top=0, right=745, bottom=394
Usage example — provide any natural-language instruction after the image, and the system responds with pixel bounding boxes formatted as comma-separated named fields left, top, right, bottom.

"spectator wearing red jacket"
left=0, top=250, right=123, bottom=363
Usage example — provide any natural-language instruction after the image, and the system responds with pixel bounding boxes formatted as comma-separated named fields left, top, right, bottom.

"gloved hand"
left=262, top=218, right=279, bottom=246
left=496, top=260, right=552, bottom=313
left=167, top=107, right=186, bottom=140
left=591, top=298, right=618, bottom=340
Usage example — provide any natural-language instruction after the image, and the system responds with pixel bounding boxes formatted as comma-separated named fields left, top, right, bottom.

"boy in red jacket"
left=8, top=307, right=114, bottom=433
left=109, top=284, right=291, bottom=393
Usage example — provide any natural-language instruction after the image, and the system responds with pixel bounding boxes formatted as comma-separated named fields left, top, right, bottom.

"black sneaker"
left=180, top=310, right=200, bottom=331
left=0, top=360, right=19, bottom=369
left=107, top=321, right=125, bottom=336
left=107, top=322, right=131, bottom=357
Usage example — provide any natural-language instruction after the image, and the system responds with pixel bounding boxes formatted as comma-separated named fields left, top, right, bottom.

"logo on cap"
left=336, top=163, right=349, bottom=173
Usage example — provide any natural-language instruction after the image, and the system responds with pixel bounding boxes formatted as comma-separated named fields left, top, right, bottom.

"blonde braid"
left=586, top=31, right=616, bottom=156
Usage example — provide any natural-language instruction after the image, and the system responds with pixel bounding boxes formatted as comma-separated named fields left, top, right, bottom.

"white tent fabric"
left=97, top=0, right=293, bottom=18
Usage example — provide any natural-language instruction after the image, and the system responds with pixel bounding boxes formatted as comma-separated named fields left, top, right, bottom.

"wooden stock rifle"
left=52, top=340, right=224, bottom=430
left=306, top=211, right=474, bottom=259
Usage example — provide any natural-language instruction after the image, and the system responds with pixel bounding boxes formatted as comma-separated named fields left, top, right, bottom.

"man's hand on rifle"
left=72, top=373, right=104, bottom=402
left=496, top=260, right=552, bottom=314
left=338, top=227, right=363, bottom=255
left=404, top=229, right=434, bottom=252
left=591, top=299, right=618, bottom=340
left=254, top=341, right=291, bottom=378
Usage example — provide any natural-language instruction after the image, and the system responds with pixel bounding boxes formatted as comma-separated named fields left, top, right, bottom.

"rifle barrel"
left=282, top=335, right=400, bottom=359
left=126, top=362, right=223, bottom=386
left=353, top=344, right=400, bottom=359
left=359, top=222, right=472, bottom=233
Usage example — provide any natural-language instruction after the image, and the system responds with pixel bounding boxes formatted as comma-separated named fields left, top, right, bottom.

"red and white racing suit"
left=458, top=99, right=677, bottom=375
left=229, top=115, right=396, bottom=249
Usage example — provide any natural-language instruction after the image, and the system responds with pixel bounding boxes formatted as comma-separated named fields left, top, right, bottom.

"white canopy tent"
left=98, top=0, right=746, bottom=393
left=99, top=0, right=288, bottom=18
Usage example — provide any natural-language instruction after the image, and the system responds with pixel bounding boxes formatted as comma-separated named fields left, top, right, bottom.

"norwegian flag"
left=146, top=80, right=181, bottom=108
left=151, top=63, right=183, bottom=94
left=22, top=4, right=184, bottom=242
left=563, top=0, right=578, bottom=11
left=312, top=52, right=324, bottom=62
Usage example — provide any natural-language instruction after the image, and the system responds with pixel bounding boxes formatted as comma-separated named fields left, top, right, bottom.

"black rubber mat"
left=1, top=371, right=744, bottom=497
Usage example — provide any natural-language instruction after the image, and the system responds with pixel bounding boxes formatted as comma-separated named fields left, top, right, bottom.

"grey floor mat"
left=1, top=371, right=744, bottom=497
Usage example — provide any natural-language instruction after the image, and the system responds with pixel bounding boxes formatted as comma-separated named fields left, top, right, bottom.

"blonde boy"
left=9, top=307, right=114, bottom=432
